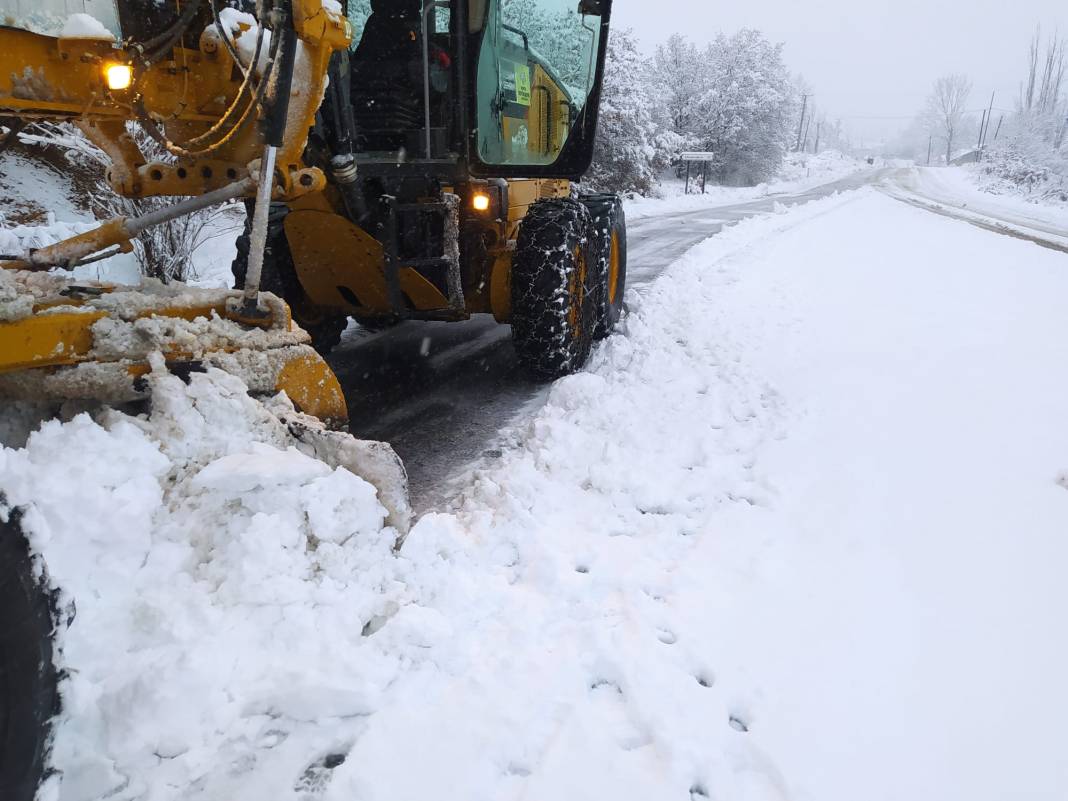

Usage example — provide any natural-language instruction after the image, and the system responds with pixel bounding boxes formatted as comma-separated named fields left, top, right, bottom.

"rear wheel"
left=0, top=503, right=61, bottom=801
left=232, top=205, right=349, bottom=355
left=581, top=193, right=628, bottom=338
left=511, top=199, right=597, bottom=379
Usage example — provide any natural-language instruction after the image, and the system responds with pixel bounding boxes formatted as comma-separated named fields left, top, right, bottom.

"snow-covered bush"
left=974, top=31, right=1067, bottom=204
left=584, top=29, right=682, bottom=196
left=979, top=116, right=1067, bottom=202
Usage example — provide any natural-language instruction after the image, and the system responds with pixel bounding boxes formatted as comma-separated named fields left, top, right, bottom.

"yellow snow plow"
left=0, top=0, right=414, bottom=526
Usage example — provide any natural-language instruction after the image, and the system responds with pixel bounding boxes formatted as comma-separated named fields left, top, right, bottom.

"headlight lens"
left=105, top=64, right=133, bottom=91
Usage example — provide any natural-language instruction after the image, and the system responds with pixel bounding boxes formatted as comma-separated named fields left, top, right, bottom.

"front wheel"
left=581, top=193, right=628, bottom=339
left=0, top=504, right=61, bottom=801
left=511, top=199, right=597, bottom=379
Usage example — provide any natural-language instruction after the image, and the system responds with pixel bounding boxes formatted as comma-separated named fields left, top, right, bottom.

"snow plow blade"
left=0, top=274, right=347, bottom=423
left=0, top=271, right=411, bottom=533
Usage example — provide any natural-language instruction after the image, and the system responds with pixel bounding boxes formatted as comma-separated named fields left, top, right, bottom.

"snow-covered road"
left=5, top=184, right=1068, bottom=801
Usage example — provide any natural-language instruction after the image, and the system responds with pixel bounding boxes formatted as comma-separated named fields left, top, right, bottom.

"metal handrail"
left=421, top=0, right=450, bottom=159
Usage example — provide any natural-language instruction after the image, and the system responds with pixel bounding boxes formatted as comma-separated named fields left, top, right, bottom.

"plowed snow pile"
left=4, top=189, right=1068, bottom=801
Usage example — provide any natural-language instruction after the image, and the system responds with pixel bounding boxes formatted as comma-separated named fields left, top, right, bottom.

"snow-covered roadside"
left=4, top=188, right=1068, bottom=800
left=625, top=151, right=872, bottom=220
left=890, top=165, right=1068, bottom=235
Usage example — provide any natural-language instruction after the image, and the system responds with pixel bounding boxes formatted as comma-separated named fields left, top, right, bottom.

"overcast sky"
left=613, top=0, right=1067, bottom=144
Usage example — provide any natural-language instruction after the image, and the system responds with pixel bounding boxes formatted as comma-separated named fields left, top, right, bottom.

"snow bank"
left=1, top=368, right=403, bottom=800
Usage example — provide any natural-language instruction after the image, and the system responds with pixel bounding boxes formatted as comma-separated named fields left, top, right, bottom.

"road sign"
left=680, top=152, right=714, bottom=194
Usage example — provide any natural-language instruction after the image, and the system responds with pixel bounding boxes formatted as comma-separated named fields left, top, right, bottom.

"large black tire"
left=232, top=205, right=348, bottom=354
left=0, top=503, right=61, bottom=801
left=511, top=199, right=598, bottom=379
left=581, top=193, right=628, bottom=339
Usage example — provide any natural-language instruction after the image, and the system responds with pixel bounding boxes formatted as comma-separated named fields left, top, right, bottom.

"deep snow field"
left=4, top=187, right=1068, bottom=801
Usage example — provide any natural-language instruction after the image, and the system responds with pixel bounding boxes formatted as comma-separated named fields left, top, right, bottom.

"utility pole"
left=979, top=91, right=995, bottom=161
left=802, top=117, right=812, bottom=153
left=976, top=108, right=987, bottom=160
left=795, top=94, right=808, bottom=152
left=814, top=121, right=821, bottom=154
left=926, top=134, right=933, bottom=166
left=992, top=114, right=1004, bottom=143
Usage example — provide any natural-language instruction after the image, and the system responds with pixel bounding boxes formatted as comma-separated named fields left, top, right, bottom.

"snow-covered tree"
left=585, top=28, right=681, bottom=195
left=691, top=29, right=796, bottom=185
left=926, top=74, right=972, bottom=166
left=647, top=34, right=702, bottom=140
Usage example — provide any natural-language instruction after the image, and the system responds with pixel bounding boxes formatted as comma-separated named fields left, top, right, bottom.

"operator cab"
left=338, top=0, right=608, bottom=176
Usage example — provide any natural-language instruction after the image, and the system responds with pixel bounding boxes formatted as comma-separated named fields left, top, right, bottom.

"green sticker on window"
left=514, top=63, right=531, bottom=106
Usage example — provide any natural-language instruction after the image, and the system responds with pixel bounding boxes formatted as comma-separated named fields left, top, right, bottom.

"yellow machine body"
left=280, top=176, right=571, bottom=325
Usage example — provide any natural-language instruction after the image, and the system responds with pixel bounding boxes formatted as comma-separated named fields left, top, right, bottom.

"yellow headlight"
left=472, top=192, right=491, bottom=212
left=105, top=64, right=132, bottom=91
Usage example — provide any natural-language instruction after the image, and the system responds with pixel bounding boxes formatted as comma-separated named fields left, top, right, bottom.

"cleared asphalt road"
left=328, top=170, right=882, bottom=511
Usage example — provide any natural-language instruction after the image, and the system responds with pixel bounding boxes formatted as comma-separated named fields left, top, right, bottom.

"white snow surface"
left=4, top=189, right=1068, bottom=800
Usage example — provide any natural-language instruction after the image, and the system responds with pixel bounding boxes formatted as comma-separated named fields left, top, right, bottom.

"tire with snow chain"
left=511, top=198, right=598, bottom=379
left=232, top=205, right=348, bottom=354
left=0, top=503, right=61, bottom=801
left=580, top=193, right=627, bottom=339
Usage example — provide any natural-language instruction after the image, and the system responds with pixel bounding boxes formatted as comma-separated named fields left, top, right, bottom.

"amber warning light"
left=472, top=192, right=491, bottom=212
left=105, top=64, right=133, bottom=91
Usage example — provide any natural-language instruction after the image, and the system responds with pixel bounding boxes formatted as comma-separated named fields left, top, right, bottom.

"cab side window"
left=475, top=0, right=601, bottom=166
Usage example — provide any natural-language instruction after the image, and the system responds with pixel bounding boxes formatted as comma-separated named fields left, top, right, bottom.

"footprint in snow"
left=694, top=672, right=714, bottom=688
left=656, top=628, right=678, bottom=645
left=689, top=783, right=710, bottom=799
left=255, top=728, right=288, bottom=749
left=728, top=714, right=749, bottom=733
left=589, top=678, right=623, bottom=694
left=294, top=752, right=348, bottom=798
